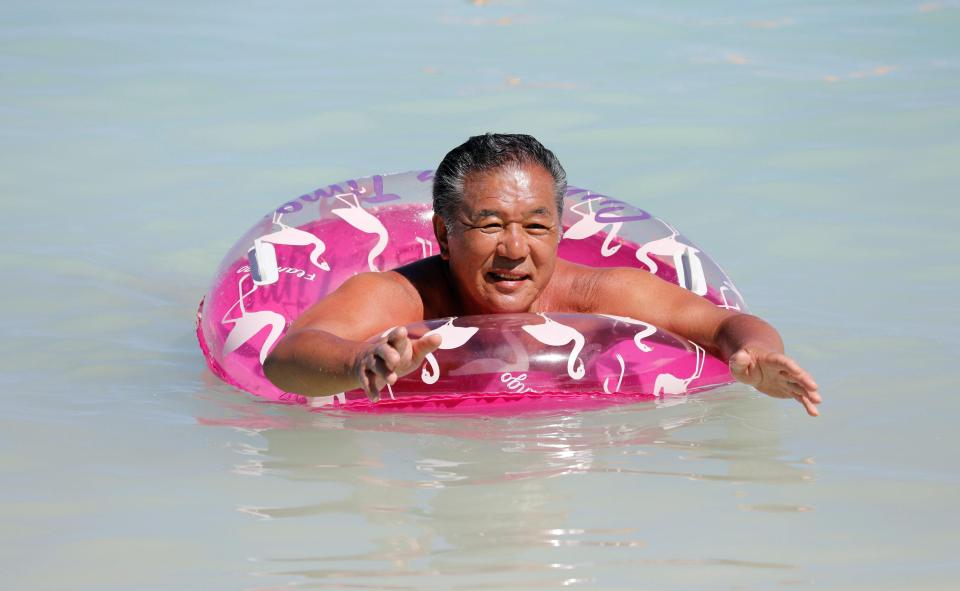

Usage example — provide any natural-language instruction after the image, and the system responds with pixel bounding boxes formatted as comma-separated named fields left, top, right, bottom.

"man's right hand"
left=355, top=326, right=443, bottom=401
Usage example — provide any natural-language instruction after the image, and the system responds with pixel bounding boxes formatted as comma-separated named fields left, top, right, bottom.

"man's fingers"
left=788, top=379, right=822, bottom=404
left=371, top=354, right=393, bottom=380
left=411, top=333, right=443, bottom=363
left=783, top=379, right=821, bottom=416
left=777, top=363, right=818, bottom=392
left=374, top=343, right=402, bottom=371
left=356, top=330, right=439, bottom=400
left=798, top=374, right=819, bottom=393
left=361, top=354, right=394, bottom=398
left=362, top=367, right=381, bottom=402
left=784, top=380, right=810, bottom=400
left=386, top=326, right=409, bottom=350
left=375, top=355, right=399, bottom=385
left=365, top=353, right=392, bottom=382
left=775, top=355, right=822, bottom=411
left=358, top=367, right=370, bottom=394
left=796, top=394, right=820, bottom=417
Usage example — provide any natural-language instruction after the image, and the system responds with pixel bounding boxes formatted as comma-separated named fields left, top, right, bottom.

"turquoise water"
left=3, top=1, right=959, bottom=589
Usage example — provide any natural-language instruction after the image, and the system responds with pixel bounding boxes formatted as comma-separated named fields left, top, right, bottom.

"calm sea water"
left=3, top=1, right=958, bottom=589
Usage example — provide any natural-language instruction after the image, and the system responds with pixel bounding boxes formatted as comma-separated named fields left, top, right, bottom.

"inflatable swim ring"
left=197, top=170, right=748, bottom=410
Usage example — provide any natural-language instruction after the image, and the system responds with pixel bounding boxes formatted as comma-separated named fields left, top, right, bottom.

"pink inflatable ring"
left=197, top=170, right=748, bottom=411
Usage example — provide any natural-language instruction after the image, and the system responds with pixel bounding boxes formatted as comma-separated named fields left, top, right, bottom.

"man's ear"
left=432, top=214, right=450, bottom=260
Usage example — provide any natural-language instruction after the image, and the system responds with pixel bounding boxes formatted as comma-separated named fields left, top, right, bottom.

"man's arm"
left=595, top=267, right=821, bottom=416
left=263, top=272, right=441, bottom=401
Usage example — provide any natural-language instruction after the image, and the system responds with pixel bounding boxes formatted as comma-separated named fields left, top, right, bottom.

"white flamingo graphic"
left=652, top=342, right=705, bottom=396
left=252, top=212, right=330, bottom=284
left=563, top=197, right=623, bottom=256
left=420, top=318, right=480, bottom=385
left=603, top=353, right=626, bottom=394
left=635, top=219, right=707, bottom=295
left=720, top=280, right=745, bottom=311
left=451, top=324, right=532, bottom=376
left=220, top=275, right=286, bottom=365
left=598, top=314, right=658, bottom=352
left=331, top=191, right=389, bottom=272
left=597, top=314, right=657, bottom=394
left=521, top=313, right=586, bottom=379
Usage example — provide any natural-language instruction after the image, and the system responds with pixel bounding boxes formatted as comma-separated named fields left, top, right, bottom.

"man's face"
left=435, top=162, right=561, bottom=314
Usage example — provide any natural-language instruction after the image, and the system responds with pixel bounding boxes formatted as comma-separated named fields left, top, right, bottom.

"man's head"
left=433, top=133, right=567, bottom=230
left=431, top=134, right=567, bottom=314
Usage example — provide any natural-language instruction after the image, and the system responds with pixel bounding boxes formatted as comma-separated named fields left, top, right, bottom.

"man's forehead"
left=460, top=164, right=556, bottom=212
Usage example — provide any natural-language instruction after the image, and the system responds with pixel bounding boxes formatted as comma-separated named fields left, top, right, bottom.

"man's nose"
left=497, top=223, right=528, bottom=260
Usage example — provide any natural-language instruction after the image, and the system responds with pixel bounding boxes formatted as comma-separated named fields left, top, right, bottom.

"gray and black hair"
left=432, top=133, right=567, bottom=229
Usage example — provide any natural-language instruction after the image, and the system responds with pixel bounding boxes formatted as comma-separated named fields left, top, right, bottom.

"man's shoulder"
left=550, top=262, right=657, bottom=313
left=338, top=268, right=422, bottom=302
left=548, top=260, right=607, bottom=313
left=292, top=267, right=428, bottom=335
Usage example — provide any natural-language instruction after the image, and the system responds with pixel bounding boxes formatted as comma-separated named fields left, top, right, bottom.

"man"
left=264, top=134, right=821, bottom=416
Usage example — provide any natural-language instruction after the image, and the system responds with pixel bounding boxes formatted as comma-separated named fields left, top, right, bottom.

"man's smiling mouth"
left=487, top=271, right=530, bottom=282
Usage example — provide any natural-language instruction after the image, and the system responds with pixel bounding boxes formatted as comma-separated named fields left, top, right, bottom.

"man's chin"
left=479, top=295, right=536, bottom=315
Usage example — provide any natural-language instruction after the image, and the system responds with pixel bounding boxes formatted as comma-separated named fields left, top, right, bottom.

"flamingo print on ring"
left=653, top=341, right=705, bottom=397
left=220, top=274, right=286, bottom=365
left=221, top=210, right=335, bottom=363
left=636, top=219, right=708, bottom=296
left=252, top=211, right=331, bottom=284
left=330, top=190, right=390, bottom=272
left=597, top=314, right=658, bottom=394
left=521, top=313, right=586, bottom=379
left=326, top=319, right=480, bottom=402
left=420, top=318, right=480, bottom=385
left=563, top=197, right=623, bottom=257
left=720, top=280, right=745, bottom=311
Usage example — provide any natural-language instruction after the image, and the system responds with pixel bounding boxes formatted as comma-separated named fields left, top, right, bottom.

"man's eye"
left=480, top=223, right=503, bottom=233
left=527, top=224, right=550, bottom=234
